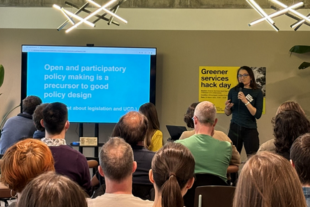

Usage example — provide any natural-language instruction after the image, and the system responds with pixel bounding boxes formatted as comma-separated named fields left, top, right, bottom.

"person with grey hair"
left=175, top=101, right=232, bottom=183
left=88, top=137, right=153, bottom=207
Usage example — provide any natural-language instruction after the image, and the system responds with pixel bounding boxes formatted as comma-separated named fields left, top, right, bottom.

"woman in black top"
left=224, top=66, right=263, bottom=156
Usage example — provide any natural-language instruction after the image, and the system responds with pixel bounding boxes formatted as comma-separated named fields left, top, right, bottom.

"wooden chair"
left=86, top=157, right=99, bottom=177
left=194, top=186, right=235, bottom=207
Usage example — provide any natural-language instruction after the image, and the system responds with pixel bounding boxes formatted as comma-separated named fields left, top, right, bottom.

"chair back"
left=183, top=174, right=227, bottom=207
left=194, top=186, right=235, bottom=207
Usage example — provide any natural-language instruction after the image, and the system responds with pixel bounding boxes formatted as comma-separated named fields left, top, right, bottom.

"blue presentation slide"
left=26, top=52, right=151, bottom=123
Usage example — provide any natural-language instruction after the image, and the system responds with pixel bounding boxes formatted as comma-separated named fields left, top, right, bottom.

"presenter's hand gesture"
left=238, top=92, right=247, bottom=104
left=225, top=100, right=234, bottom=110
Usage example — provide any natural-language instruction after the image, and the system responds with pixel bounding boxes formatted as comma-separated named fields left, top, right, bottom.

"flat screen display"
left=21, top=45, right=156, bottom=123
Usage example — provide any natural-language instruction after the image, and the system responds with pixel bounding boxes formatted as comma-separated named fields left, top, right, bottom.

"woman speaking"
left=225, top=66, right=263, bottom=157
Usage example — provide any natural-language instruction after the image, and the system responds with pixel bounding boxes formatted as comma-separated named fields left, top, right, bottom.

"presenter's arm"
left=238, top=90, right=263, bottom=118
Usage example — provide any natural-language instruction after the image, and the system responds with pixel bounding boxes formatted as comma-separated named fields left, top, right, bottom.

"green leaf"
left=0, top=64, right=4, bottom=88
left=290, top=45, right=310, bottom=54
left=299, top=62, right=310, bottom=69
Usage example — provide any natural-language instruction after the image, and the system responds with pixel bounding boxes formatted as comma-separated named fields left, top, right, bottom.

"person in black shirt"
left=225, top=66, right=263, bottom=157
left=93, top=111, right=155, bottom=200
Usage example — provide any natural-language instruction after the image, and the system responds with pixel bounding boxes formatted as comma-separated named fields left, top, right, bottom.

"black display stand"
left=72, top=44, right=103, bottom=157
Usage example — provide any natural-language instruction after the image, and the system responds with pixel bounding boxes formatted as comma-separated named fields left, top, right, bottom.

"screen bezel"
left=21, top=44, right=157, bottom=123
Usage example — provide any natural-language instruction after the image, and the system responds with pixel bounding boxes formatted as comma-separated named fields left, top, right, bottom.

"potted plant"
left=290, top=45, right=310, bottom=69
left=0, top=65, right=20, bottom=132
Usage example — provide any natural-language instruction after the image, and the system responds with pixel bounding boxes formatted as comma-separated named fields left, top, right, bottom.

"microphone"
left=238, top=82, right=244, bottom=92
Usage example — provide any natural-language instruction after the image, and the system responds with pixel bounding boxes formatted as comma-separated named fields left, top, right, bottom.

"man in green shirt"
left=175, top=101, right=232, bottom=182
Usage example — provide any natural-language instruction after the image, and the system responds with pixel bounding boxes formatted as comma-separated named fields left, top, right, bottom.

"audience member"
left=259, top=100, right=307, bottom=153
left=92, top=112, right=155, bottom=198
left=0, top=96, right=42, bottom=154
left=112, top=111, right=154, bottom=185
left=150, top=143, right=195, bottom=207
left=259, top=110, right=310, bottom=159
left=32, top=103, right=48, bottom=139
left=41, top=102, right=91, bottom=195
left=139, top=102, right=163, bottom=152
left=233, top=151, right=306, bottom=207
left=290, top=133, right=310, bottom=207
left=276, top=100, right=305, bottom=115
left=180, top=102, right=240, bottom=166
left=1, top=139, right=55, bottom=207
left=175, top=101, right=232, bottom=182
left=88, top=137, right=153, bottom=207
left=17, top=172, right=88, bottom=207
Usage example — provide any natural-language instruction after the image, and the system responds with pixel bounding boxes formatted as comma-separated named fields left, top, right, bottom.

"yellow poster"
left=199, top=66, right=239, bottom=113
left=199, top=66, right=266, bottom=114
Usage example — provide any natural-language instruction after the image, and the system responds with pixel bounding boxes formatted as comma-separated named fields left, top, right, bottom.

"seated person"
left=17, top=172, right=88, bottom=207
left=88, top=137, right=153, bottom=207
left=176, top=101, right=232, bottom=183
left=41, top=102, right=91, bottom=195
left=92, top=111, right=155, bottom=200
left=233, top=151, right=306, bottom=207
left=32, top=103, right=49, bottom=139
left=0, top=96, right=42, bottom=154
left=258, top=101, right=309, bottom=157
left=290, top=133, right=310, bottom=207
left=139, top=103, right=163, bottom=152
left=180, top=102, right=240, bottom=166
left=258, top=110, right=310, bottom=160
left=149, top=143, right=195, bottom=207
left=1, top=139, right=55, bottom=207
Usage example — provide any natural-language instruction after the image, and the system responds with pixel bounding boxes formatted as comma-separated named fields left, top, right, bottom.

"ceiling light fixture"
left=53, top=0, right=127, bottom=33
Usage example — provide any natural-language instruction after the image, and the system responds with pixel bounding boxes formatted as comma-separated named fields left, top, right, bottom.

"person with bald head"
left=93, top=111, right=155, bottom=200
left=112, top=111, right=155, bottom=186
left=175, top=101, right=232, bottom=183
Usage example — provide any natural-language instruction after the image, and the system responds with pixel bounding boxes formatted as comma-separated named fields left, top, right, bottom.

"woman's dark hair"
left=234, top=66, right=258, bottom=90
left=152, top=143, right=195, bottom=207
left=139, top=103, right=160, bottom=148
left=273, top=110, right=310, bottom=159
left=184, top=102, right=199, bottom=128
left=17, top=172, right=88, bottom=207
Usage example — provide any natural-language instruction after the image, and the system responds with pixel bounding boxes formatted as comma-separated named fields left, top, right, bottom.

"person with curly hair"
left=258, top=101, right=310, bottom=159
left=259, top=110, right=310, bottom=160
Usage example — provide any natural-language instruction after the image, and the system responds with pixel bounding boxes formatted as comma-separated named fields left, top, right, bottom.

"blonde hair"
left=233, top=151, right=306, bottom=207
